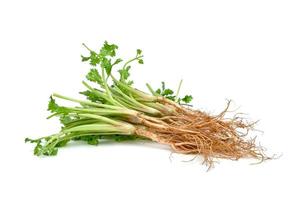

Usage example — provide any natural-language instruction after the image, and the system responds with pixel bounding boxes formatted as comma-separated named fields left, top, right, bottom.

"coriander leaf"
left=155, top=82, right=175, bottom=100
left=86, top=68, right=103, bottom=85
left=162, top=88, right=174, bottom=96
left=166, top=96, right=176, bottom=101
left=59, top=115, right=78, bottom=125
left=33, top=141, right=43, bottom=156
left=136, top=49, right=142, bottom=55
left=81, top=55, right=90, bottom=62
left=99, top=41, right=118, bottom=57
left=27, top=138, right=58, bottom=156
left=48, top=96, right=59, bottom=112
left=113, top=58, right=123, bottom=66
left=155, top=88, right=161, bottom=94
left=48, top=96, right=70, bottom=114
left=89, top=51, right=100, bottom=66
left=43, top=147, right=58, bottom=156
left=73, top=135, right=99, bottom=145
left=118, top=65, right=131, bottom=82
left=138, top=59, right=144, bottom=64
left=80, top=90, right=107, bottom=103
left=101, top=58, right=112, bottom=76
left=182, top=95, right=193, bottom=103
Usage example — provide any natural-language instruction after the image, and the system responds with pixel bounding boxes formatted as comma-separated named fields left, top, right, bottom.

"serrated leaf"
left=101, top=58, right=112, bottom=76
left=89, top=51, right=100, bottom=66
left=86, top=68, right=103, bottom=85
left=118, top=65, right=131, bottom=81
left=99, top=41, right=118, bottom=57
left=47, top=96, right=70, bottom=115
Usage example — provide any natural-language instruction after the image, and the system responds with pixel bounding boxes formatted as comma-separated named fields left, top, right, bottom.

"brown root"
left=135, top=101, right=268, bottom=167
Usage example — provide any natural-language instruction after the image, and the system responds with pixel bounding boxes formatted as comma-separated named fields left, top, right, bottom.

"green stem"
left=53, top=92, right=122, bottom=110
left=77, top=113, right=125, bottom=126
left=175, top=79, right=183, bottom=102
left=82, top=43, right=92, bottom=52
left=111, top=75, right=157, bottom=102
left=82, top=81, right=114, bottom=104
left=63, top=124, right=135, bottom=135
left=110, top=87, right=162, bottom=116
left=123, top=55, right=143, bottom=69
left=101, top=68, right=122, bottom=106
left=146, top=83, right=158, bottom=96
left=65, top=107, right=137, bottom=116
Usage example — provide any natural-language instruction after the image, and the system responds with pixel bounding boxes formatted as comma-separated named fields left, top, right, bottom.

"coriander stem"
left=82, top=43, right=92, bottom=52
left=63, top=124, right=135, bottom=134
left=111, top=75, right=157, bottom=101
left=123, top=55, right=143, bottom=69
left=175, top=79, right=183, bottom=102
left=52, top=93, right=121, bottom=110
left=77, top=113, right=124, bottom=126
left=146, top=83, right=158, bottom=96
left=101, top=68, right=123, bottom=107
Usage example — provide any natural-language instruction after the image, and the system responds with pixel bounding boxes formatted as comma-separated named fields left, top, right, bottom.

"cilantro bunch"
left=26, top=41, right=193, bottom=156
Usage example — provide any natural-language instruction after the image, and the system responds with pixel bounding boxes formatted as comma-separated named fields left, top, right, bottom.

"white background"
left=0, top=0, right=294, bottom=199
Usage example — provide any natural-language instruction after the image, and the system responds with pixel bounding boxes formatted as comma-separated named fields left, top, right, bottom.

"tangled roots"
left=136, top=101, right=268, bottom=167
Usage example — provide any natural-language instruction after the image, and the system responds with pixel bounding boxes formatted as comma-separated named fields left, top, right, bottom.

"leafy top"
left=155, top=82, right=193, bottom=104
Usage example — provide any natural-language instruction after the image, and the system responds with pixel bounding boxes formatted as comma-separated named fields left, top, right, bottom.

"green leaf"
left=136, top=49, right=142, bottom=55
left=43, top=147, right=58, bottom=156
left=99, top=41, right=118, bottom=57
left=33, top=141, right=43, bottom=156
left=166, top=96, right=176, bottom=101
left=86, top=68, right=103, bottom=85
left=80, top=90, right=107, bottom=103
left=162, top=88, right=174, bottom=96
left=155, top=89, right=161, bottom=95
left=181, top=95, right=193, bottom=103
left=113, top=58, right=123, bottom=66
left=59, top=115, right=78, bottom=125
left=48, top=96, right=59, bottom=112
left=138, top=59, right=144, bottom=64
left=73, top=135, right=99, bottom=145
left=81, top=55, right=90, bottom=62
left=118, top=65, right=131, bottom=82
left=101, top=58, right=112, bottom=76
left=89, top=51, right=100, bottom=66
left=48, top=96, right=70, bottom=114
left=28, top=138, right=59, bottom=156
left=155, top=82, right=179, bottom=101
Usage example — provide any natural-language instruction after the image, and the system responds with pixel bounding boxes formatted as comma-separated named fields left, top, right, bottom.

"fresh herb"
left=26, top=41, right=266, bottom=168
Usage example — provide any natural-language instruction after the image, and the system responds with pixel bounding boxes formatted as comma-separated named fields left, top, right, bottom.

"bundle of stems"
left=26, top=41, right=267, bottom=166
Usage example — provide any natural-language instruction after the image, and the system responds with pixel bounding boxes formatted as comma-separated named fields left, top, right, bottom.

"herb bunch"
left=26, top=41, right=266, bottom=166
